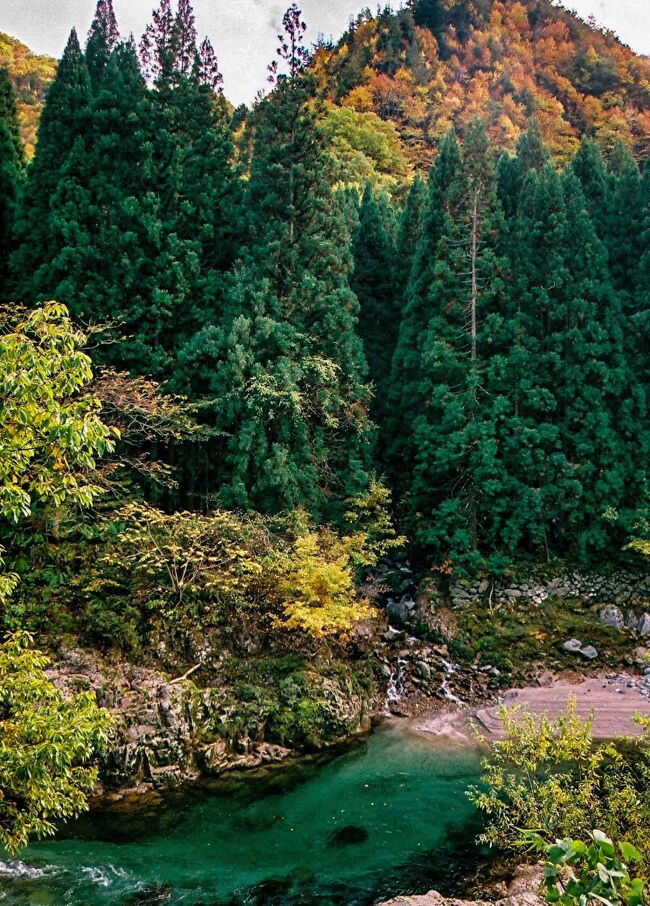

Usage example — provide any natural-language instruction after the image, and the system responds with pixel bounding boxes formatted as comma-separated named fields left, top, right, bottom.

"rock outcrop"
left=379, top=865, right=544, bottom=906
left=48, top=644, right=375, bottom=800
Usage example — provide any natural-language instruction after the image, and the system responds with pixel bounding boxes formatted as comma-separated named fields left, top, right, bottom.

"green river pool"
left=0, top=722, right=485, bottom=905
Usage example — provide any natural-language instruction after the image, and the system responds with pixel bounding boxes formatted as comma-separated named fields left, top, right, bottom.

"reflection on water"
left=1, top=722, right=487, bottom=905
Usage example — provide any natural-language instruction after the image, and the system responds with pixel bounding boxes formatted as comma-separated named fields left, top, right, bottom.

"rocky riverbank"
left=408, top=673, right=650, bottom=746
left=379, top=865, right=545, bottom=906
left=48, top=643, right=377, bottom=803
left=47, top=562, right=650, bottom=804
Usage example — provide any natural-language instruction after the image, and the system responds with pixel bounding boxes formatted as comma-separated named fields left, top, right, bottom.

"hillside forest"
left=1, top=0, right=650, bottom=883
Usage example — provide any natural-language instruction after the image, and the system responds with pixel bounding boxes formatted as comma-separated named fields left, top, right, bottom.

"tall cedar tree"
left=86, top=0, right=120, bottom=86
left=350, top=183, right=397, bottom=425
left=15, top=0, right=238, bottom=384
left=0, top=69, right=24, bottom=300
left=43, top=41, right=175, bottom=376
left=394, top=174, right=427, bottom=301
left=11, top=30, right=92, bottom=302
left=177, top=5, right=373, bottom=520
left=142, top=0, right=239, bottom=365
left=404, top=121, right=511, bottom=567
left=387, top=129, right=464, bottom=498
left=510, top=163, right=645, bottom=558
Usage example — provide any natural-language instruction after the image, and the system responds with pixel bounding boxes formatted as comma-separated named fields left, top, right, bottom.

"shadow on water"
left=212, top=816, right=490, bottom=906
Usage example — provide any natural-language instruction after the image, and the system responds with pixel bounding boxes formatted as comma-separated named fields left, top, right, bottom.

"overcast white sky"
left=1, top=0, right=648, bottom=106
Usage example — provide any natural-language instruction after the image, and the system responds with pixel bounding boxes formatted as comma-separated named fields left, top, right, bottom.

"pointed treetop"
left=516, top=119, right=550, bottom=175
left=88, top=0, right=120, bottom=52
left=140, top=0, right=175, bottom=83
left=268, top=5, right=310, bottom=84
left=62, top=28, right=83, bottom=65
left=463, top=118, right=493, bottom=186
left=607, top=138, right=639, bottom=177
left=54, top=29, right=90, bottom=90
left=194, top=37, right=223, bottom=92
left=140, top=0, right=201, bottom=84
left=175, top=0, right=197, bottom=75
left=432, top=128, right=462, bottom=191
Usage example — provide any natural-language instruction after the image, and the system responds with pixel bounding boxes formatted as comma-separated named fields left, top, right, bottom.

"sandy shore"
left=408, top=674, right=650, bottom=744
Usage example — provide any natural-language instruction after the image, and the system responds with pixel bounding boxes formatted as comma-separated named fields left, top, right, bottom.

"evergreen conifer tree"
left=0, top=69, right=24, bottom=300
left=351, top=183, right=397, bottom=422
left=86, top=0, right=120, bottom=86
left=509, top=163, right=645, bottom=558
left=571, top=137, right=608, bottom=234
left=177, top=5, right=373, bottom=519
left=43, top=40, right=174, bottom=376
left=394, top=174, right=427, bottom=299
left=391, top=123, right=513, bottom=566
left=11, top=30, right=91, bottom=301
left=387, top=129, right=463, bottom=494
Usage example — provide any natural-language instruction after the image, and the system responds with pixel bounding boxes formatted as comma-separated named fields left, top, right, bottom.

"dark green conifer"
left=351, top=183, right=397, bottom=422
left=394, top=174, right=427, bottom=298
left=0, top=68, right=24, bottom=299
left=86, top=0, right=120, bottom=86
left=387, top=129, right=463, bottom=493
left=177, top=5, right=373, bottom=519
left=571, top=137, right=608, bottom=233
left=11, top=29, right=91, bottom=301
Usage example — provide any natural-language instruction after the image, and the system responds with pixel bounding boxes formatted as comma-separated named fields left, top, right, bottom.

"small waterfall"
left=440, top=659, right=464, bottom=706
left=384, top=656, right=408, bottom=715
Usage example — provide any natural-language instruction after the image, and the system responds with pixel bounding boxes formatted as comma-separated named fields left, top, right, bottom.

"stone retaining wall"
left=449, top=571, right=650, bottom=611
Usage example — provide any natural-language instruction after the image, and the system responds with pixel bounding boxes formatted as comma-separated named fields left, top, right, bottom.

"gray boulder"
left=413, top=661, right=432, bottom=681
left=598, top=605, right=624, bottom=630
left=580, top=646, right=599, bottom=660
left=638, top=614, right=650, bottom=637
left=386, top=596, right=416, bottom=626
left=382, top=628, right=406, bottom=644
left=563, top=639, right=583, bottom=654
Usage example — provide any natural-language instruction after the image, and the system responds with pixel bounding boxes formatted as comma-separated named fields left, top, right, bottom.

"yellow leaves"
left=277, top=529, right=376, bottom=638
left=104, top=500, right=386, bottom=640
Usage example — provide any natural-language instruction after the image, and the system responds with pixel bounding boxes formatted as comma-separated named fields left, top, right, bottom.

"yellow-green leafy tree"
left=0, top=301, right=116, bottom=854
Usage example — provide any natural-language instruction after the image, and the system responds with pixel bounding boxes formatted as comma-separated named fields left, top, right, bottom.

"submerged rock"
left=123, top=885, right=173, bottom=904
left=327, top=824, right=370, bottom=847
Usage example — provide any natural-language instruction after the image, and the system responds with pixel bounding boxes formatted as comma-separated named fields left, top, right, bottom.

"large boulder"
left=387, top=596, right=417, bottom=626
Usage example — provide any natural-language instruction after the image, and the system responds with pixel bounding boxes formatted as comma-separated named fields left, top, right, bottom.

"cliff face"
left=313, top=0, right=650, bottom=168
left=49, top=642, right=376, bottom=801
left=0, top=32, right=56, bottom=157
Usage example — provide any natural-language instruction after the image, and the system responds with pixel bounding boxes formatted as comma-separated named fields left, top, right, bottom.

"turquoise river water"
left=0, top=722, right=485, bottom=906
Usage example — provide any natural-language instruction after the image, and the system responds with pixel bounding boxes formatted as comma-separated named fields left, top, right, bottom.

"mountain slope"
left=0, top=32, right=57, bottom=157
left=313, top=0, right=650, bottom=167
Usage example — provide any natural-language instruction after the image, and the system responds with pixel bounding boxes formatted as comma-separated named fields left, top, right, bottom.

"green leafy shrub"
left=524, top=830, right=647, bottom=906
left=468, top=702, right=650, bottom=869
left=0, top=632, right=112, bottom=855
